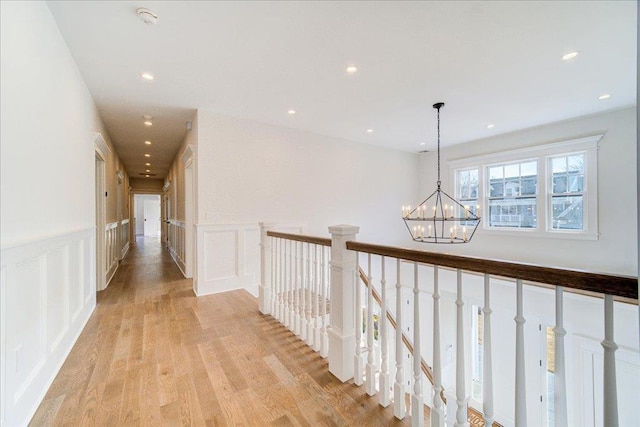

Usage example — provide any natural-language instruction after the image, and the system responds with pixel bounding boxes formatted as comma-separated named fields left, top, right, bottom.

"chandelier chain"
left=437, top=105, right=441, bottom=187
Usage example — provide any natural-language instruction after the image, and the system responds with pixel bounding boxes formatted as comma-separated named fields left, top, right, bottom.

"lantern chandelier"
left=402, top=102, right=481, bottom=244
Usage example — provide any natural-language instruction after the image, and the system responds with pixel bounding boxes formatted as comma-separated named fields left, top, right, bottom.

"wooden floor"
left=30, top=236, right=419, bottom=426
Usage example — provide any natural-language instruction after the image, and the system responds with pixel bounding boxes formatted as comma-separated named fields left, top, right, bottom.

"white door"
left=144, top=199, right=161, bottom=236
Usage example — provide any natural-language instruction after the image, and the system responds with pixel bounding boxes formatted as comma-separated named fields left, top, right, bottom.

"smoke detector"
left=137, top=8, right=158, bottom=25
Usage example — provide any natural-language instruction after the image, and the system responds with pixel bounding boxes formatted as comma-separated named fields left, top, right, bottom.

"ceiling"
left=47, top=1, right=637, bottom=179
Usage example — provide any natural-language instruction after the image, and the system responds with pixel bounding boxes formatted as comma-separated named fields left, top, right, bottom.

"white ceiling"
left=47, top=1, right=637, bottom=179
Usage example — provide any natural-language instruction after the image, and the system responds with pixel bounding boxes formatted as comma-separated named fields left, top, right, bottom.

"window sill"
left=479, top=227, right=599, bottom=241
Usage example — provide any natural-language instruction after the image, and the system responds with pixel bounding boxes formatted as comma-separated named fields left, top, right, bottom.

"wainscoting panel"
left=0, top=227, right=96, bottom=427
left=195, top=222, right=304, bottom=297
left=167, top=220, right=186, bottom=277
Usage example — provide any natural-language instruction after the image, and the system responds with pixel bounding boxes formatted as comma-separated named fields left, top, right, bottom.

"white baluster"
left=300, top=243, right=308, bottom=339
left=306, top=244, right=315, bottom=346
left=289, top=240, right=296, bottom=331
left=379, top=256, right=390, bottom=407
left=553, top=286, right=567, bottom=427
left=483, top=274, right=494, bottom=427
left=284, top=240, right=291, bottom=329
left=455, top=269, right=469, bottom=427
left=394, top=258, right=405, bottom=419
left=294, top=241, right=301, bottom=336
left=320, top=245, right=329, bottom=358
left=354, top=252, right=364, bottom=386
left=366, top=254, right=376, bottom=396
left=514, top=279, right=527, bottom=427
left=431, top=265, right=444, bottom=427
left=412, top=262, right=424, bottom=426
left=602, top=294, right=619, bottom=427
left=277, top=238, right=284, bottom=323
left=270, top=235, right=277, bottom=316
left=276, top=239, right=284, bottom=323
left=314, top=245, right=322, bottom=352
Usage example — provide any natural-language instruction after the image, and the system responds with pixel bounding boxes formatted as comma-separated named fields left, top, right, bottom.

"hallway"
left=30, top=237, right=410, bottom=426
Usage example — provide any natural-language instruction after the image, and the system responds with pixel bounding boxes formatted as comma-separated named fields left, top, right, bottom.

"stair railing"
left=259, top=224, right=638, bottom=427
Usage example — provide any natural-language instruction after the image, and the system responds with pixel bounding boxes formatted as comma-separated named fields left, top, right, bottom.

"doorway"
left=95, top=154, right=106, bottom=291
left=134, top=194, right=161, bottom=237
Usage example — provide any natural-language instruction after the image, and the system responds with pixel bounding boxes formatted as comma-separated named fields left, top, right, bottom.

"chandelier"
left=402, top=102, right=481, bottom=243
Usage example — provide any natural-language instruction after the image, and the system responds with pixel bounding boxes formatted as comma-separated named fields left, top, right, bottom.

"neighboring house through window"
left=451, top=135, right=600, bottom=239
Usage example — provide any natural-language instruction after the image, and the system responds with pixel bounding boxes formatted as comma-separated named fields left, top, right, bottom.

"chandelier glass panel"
left=402, top=103, right=481, bottom=244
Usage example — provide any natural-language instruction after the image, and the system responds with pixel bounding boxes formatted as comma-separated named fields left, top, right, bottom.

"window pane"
left=521, top=161, right=537, bottom=177
left=504, top=179, right=519, bottom=197
left=552, top=157, right=567, bottom=173
left=504, top=164, right=519, bottom=178
left=489, top=198, right=537, bottom=228
left=489, top=166, right=503, bottom=180
left=568, top=154, right=584, bottom=173
left=521, top=177, right=537, bottom=195
left=457, top=169, right=479, bottom=203
left=553, top=175, right=567, bottom=193
left=568, top=175, right=583, bottom=192
left=489, top=181, right=503, bottom=197
left=552, top=195, right=583, bottom=230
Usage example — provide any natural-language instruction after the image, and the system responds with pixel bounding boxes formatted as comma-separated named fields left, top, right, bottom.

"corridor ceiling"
left=47, top=1, right=637, bottom=179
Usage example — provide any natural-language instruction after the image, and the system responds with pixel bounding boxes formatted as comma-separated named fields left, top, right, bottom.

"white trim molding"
left=92, top=132, right=110, bottom=161
left=181, top=144, right=197, bottom=166
left=0, top=227, right=96, bottom=427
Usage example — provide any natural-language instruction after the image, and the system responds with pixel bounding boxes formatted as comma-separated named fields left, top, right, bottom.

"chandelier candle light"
left=402, top=102, right=481, bottom=244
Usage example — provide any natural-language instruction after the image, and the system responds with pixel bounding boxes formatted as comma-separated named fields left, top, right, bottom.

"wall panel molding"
left=194, top=222, right=304, bottom=297
left=0, top=227, right=96, bottom=427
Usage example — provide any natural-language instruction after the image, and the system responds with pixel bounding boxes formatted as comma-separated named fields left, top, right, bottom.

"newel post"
left=259, top=222, right=275, bottom=315
left=328, top=224, right=360, bottom=382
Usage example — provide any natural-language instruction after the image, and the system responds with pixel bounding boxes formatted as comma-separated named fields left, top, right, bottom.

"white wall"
left=0, top=2, right=110, bottom=425
left=194, top=111, right=419, bottom=295
left=418, top=107, right=637, bottom=276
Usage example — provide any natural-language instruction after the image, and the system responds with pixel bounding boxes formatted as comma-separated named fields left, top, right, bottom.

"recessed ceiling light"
left=145, top=169, right=151, bottom=173
left=145, top=162, right=151, bottom=166
left=419, top=142, right=426, bottom=146
left=141, top=72, right=155, bottom=81
left=487, top=124, right=495, bottom=129
left=144, top=121, right=152, bottom=126
left=145, top=175, right=150, bottom=177
left=366, top=129, right=374, bottom=134
left=145, top=141, right=151, bottom=145
left=346, top=66, right=358, bottom=74
left=144, top=154, right=151, bottom=157
left=598, top=94, right=611, bottom=100
left=562, top=51, right=579, bottom=61
left=288, top=110, right=296, bottom=115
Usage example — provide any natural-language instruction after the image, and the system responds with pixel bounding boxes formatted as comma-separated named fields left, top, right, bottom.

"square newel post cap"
left=259, top=221, right=277, bottom=229
left=328, top=225, right=360, bottom=236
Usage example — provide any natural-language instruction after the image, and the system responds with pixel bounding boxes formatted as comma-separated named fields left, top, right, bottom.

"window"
left=457, top=168, right=479, bottom=225
left=487, top=160, right=537, bottom=228
left=451, top=135, right=600, bottom=239
left=549, top=153, right=585, bottom=230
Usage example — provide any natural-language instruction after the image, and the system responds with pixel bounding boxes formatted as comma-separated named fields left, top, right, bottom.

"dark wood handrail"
left=267, top=231, right=331, bottom=247
left=348, top=241, right=638, bottom=300
left=357, top=268, right=447, bottom=405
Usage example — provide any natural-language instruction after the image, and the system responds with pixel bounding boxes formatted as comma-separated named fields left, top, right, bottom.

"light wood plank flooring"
left=30, top=236, right=417, bottom=426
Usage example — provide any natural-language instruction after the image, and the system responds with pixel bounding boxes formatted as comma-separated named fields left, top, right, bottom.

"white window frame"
left=449, top=135, right=601, bottom=240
